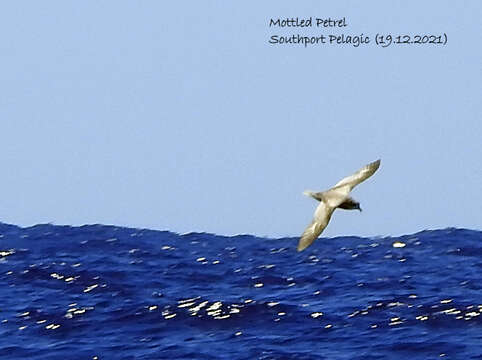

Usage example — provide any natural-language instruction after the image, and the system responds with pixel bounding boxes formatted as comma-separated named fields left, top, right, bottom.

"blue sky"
left=0, top=1, right=480, bottom=237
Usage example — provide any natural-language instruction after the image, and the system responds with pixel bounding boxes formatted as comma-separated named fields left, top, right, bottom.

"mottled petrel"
left=298, top=159, right=381, bottom=251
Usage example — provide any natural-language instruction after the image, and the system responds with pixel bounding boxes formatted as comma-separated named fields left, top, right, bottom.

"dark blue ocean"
left=1, top=223, right=481, bottom=359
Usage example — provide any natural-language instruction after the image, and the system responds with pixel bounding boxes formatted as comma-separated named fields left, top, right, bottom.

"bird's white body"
left=297, top=159, right=381, bottom=252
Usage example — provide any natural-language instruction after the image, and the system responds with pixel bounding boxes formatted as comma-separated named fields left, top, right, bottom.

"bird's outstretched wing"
left=297, top=202, right=334, bottom=251
left=333, top=159, right=381, bottom=190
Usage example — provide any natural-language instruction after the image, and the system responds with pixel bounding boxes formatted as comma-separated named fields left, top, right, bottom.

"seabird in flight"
left=297, top=159, right=381, bottom=252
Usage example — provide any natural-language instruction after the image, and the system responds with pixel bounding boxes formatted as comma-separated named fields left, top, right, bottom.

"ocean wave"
left=0, top=222, right=481, bottom=359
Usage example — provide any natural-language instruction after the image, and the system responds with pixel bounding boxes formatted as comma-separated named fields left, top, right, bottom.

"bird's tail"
left=303, top=190, right=324, bottom=202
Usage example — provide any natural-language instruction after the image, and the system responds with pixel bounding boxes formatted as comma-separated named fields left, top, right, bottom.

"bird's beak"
left=358, top=207, right=362, bottom=212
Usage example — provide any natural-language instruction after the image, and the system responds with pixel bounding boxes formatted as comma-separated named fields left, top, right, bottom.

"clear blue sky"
left=1, top=1, right=480, bottom=237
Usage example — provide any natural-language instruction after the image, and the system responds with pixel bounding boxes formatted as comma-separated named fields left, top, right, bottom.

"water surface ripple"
left=1, top=223, right=481, bottom=359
